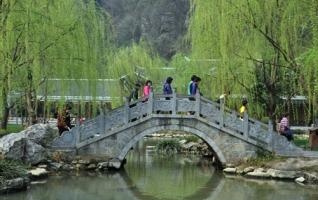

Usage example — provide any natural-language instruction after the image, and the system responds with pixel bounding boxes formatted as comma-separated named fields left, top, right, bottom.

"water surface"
left=3, top=139, right=318, bottom=200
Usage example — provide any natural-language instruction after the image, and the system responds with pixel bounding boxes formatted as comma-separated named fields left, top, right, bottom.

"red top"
left=143, top=85, right=151, bottom=97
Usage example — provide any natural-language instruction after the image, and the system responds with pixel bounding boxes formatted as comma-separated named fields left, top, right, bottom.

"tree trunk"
left=1, top=105, right=10, bottom=130
left=26, top=89, right=37, bottom=125
left=26, top=73, right=37, bottom=125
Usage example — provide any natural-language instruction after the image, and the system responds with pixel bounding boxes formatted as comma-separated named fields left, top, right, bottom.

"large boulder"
left=0, top=177, right=30, bottom=194
left=24, top=140, right=47, bottom=164
left=0, top=124, right=58, bottom=165
left=24, top=124, right=58, bottom=147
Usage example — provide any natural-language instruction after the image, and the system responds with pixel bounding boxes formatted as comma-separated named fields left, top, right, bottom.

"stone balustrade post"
left=243, top=111, right=249, bottom=137
left=124, top=98, right=130, bottom=124
left=219, top=98, right=224, bottom=128
left=148, top=92, right=154, bottom=114
left=195, top=90, right=201, bottom=117
left=75, top=128, right=81, bottom=145
left=172, top=91, right=177, bottom=115
left=268, top=120, right=274, bottom=150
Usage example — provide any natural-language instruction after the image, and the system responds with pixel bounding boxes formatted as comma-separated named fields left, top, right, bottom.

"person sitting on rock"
left=279, top=113, right=294, bottom=141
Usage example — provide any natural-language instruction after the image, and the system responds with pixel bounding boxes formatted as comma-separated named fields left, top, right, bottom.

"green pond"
left=3, top=139, right=318, bottom=200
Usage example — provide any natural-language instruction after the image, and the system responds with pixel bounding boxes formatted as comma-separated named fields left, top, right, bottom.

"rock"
left=78, top=160, right=90, bottom=165
left=225, top=163, right=236, bottom=168
left=236, top=169, right=244, bottom=175
left=38, top=165, right=47, bottom=169
left=179, top=140, right=187, bottom=145
left=254, top=168, right=265, bottom=173
left=49, top=162, right=62, bottom=171
left=108, top=159, right=122, bottom=169
left=0, top=133, right=26, bottom=161
left=266, top=169, right=299, bottom=179
left=62, top=164, right=73, bottom=171
left=28, top=168, right=49, bottom=180
left=71, top=160, right=78, bottom=165
left=295, top=177, right=306, bottom=183
left=24, top=124, right=58, bottom=147
left=24, top=140, right=47, bottom=165
left=303, top=172, right=318, bottom=184
left=97, top=162, right=108, bottom=170
left=76, top=164, right=85, bottom=170
left=87, top=164, right=97, bottom=170
left=246, top=171, right=271, bottom=179
left=0, top=124, right=57, bottom=165
left=243, top=167, right=255, bottom=174
left=182, top=142, right=197, bottom=150
left=270, top=158, right=318, bottom=171
left=0, top=177, right=30, bottom=194
left=223, top=168, right=237, bottom=174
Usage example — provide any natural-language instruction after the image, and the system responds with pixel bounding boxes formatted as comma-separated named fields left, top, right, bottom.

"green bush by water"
left=155, top=139, right=181, bottom=155
left=0, top=160, right=28, bottom=184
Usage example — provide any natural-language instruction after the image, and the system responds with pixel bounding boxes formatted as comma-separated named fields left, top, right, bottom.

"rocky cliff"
left=97, top=0, right=190, bottom=59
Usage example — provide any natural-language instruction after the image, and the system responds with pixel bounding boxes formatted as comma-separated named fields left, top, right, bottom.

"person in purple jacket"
left=163, top=77, right=173, bottom=95
left=190, top=76, right=201, bottom=95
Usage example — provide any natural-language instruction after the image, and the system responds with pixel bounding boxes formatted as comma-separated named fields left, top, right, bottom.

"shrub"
left=184, top=135, right=199, bottom=143
left=155, top=139, right=181, bottom=155
left=0, top=160, right=28, bottom=184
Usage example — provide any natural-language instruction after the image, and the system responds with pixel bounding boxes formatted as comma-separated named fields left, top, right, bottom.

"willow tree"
left=106, top=42, right=164, bottom=105
left=189, top=0, right=316, bottom=122
left=302, top=0, right=318, bottom=124
left=0, top=0, right=113, bottom=127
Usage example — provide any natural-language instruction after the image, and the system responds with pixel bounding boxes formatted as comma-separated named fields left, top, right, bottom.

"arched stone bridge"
left=51, top=92, right=317, bottom=167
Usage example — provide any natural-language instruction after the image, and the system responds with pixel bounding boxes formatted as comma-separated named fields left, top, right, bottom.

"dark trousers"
left=282, top=128, right=294, bottom=141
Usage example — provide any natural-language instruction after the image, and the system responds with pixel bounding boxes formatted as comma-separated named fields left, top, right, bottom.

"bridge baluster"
left=243, top=112, right=249, bottom=138
left=172, top=92, right=177, bottom=115
left=219, top=98, right=224, bottom=128
left=268, top=120, right=274, bottom=150
left=147, top=92, right=154, bottom=114
left=195, top=90, right=200, bottom=117
left=124, top=98, right=130, bottom=124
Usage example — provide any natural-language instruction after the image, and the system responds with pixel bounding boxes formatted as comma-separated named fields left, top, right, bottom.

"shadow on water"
left=121, top=160, right=224, bottom=200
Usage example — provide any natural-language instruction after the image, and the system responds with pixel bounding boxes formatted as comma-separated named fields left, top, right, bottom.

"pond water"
left=3, top=139, right=318, bottom=200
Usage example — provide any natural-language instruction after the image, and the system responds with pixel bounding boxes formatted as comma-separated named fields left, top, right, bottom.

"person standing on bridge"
left=128, top=83, right=141, bottom=103
left=190, top=76, right=201, bottom=96
left=143, top=80, right=152, bottom=101
left=187, top=75, right=197, bottom=95
left=239, top=99, right=248, bottom=119
left=163, top=77, right=173, bottom=95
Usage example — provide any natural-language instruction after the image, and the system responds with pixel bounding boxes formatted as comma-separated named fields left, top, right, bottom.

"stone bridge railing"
left=52, top=92, right=276, bottom=151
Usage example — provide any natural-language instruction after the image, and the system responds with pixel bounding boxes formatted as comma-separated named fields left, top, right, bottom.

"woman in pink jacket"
left=143, top=80, right=152, bottom=100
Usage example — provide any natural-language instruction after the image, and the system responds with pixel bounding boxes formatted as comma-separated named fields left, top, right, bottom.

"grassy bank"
left=0, top=124, right=24, bottom=138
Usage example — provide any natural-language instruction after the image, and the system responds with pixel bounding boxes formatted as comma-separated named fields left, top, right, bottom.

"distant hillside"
left=97, top=0, right=190, bottom=59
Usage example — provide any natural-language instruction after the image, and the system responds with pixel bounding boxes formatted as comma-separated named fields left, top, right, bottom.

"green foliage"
left=0, top=160, right=28, bottom=184
left=0, top=125, right=24, bottom=138
left=155, top=139, right=181, bottom=155
left=189, top=0, right=318, bottom=122
left=1, top=0, right=318, bottom=127
left=245, top=151, right=276, bottom=167
left=0, top=0, right=113, bottom=126
left=182, top=135, right=199, bottom=143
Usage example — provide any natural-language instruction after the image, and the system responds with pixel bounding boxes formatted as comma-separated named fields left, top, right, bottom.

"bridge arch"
left=118, top=124, right=227, bottom=165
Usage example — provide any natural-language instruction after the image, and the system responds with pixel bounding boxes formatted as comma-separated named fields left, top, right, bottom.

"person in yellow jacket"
left=239, top=99, right=248, bottom=118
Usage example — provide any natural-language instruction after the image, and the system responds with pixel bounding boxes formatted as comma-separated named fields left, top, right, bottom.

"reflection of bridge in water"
left=52, top=92, right=318, bottom=167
